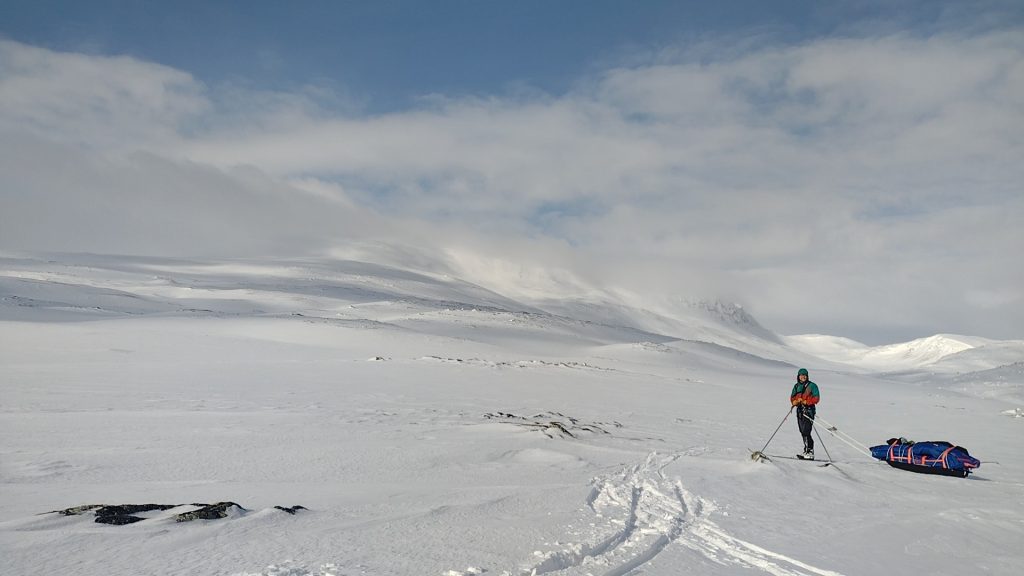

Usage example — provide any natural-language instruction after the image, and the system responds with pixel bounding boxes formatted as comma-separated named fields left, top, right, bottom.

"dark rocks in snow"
left=174, top=502, right=246, bottom=522
left=54, top=504, right=103, bottom=516
left=96, top=504, right=179, bottom=525
left=47, top=502, right=306, bottom=525
left=484, top=411, right=622, bottom=439
left=422, top=356, right=616, bottom=372
left=53, top=504, right=179, bottom=525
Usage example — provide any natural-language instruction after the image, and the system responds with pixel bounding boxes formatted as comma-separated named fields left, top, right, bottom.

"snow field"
left=1, top=255, right=1022, bottom=575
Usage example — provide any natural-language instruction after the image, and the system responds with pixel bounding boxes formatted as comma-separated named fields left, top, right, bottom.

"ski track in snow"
left=516, top=452, right=846, bottom=576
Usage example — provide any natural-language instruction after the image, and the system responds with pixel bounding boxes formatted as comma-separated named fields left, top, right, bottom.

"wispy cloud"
left=0, top=40, right=207, bottom=150
left=1, top=30, right=1021, bottom=342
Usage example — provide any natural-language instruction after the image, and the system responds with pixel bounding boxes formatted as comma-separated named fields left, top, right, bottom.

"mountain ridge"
left=2, top=252, right=1022, bottom=377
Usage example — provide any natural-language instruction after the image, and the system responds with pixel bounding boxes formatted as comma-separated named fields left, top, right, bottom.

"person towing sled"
left=750, top=368, right=983, bottom=478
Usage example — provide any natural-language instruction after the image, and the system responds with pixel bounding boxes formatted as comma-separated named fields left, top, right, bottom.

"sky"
left=1, top=0, right=1022, bottom=344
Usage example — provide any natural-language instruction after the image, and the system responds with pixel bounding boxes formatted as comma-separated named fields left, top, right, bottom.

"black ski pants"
left=796, top=405, right=815, bottom=452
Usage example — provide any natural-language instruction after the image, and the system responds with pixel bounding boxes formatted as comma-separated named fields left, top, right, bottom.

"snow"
left=2, top=253, right=1022, bottom=576
left=785, top=333, right=1024, bottom=373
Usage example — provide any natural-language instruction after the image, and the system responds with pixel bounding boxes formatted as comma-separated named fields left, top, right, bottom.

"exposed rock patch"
left=47, top=502, right=306, bottom=525
left=484, top=411, right=622, bottom=439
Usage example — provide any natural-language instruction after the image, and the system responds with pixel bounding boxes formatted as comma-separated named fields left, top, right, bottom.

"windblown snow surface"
left=1, top=253, right=1022, bottom=576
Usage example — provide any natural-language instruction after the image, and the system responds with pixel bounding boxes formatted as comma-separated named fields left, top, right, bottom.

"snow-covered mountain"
left=3, top=252, right=1020, bottom=377
left=3, top=251, right=1020, bottom=381
left=785, top=333, right=1024, bottom=375
left=0, top=254, right=784, bottom=356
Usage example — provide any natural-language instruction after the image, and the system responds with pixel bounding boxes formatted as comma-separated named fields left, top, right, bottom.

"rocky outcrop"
left=483, top=411, right=622, bottom=438
left=172, top=502, right=245, bottom=522
left=47, top=502, right=306, bottom=525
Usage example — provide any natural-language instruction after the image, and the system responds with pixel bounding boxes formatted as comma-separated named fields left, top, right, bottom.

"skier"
left=790, top=368, right=820, bottom=459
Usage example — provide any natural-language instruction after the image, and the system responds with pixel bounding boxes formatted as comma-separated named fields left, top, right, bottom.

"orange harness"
left=887, top=442, right=959, bottom=469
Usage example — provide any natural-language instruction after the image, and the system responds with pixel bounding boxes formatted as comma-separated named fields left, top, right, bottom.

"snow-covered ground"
left=2, top=253, right=1022, bottom=576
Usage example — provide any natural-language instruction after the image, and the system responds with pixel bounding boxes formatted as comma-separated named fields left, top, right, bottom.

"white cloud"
left=966, top=289, right=1021, bottom=309
left=0, top=40, right=207, bottom=151
left=0, top=134, right=390, bottom=257
left=1, top=31, right=1022, bottom=342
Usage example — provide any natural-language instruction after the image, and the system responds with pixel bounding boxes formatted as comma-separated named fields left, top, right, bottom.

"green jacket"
left=790, top=380, right=820, bottom=407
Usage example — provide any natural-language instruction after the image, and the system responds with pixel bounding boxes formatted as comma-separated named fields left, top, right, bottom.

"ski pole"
left=751, top=407, right=793, bottom=461
left=812, top=424, right=833, bottom=463
left=802, top=413, right=871, bottom=457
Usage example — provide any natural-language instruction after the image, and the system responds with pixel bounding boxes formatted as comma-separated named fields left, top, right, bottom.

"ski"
left=766, top=453, right=833, bottom=467
left=750, top=449, right=832, bottom=467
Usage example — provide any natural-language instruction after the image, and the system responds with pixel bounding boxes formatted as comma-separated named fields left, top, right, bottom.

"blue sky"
left=5, top=1, right=1017, bottom=111
left=1, top=1, right=1023, bottom=343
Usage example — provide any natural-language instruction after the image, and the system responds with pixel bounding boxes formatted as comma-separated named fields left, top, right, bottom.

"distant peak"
left=678, top=298, right=764, bottom=328
left=880, top=334, right=977, bottom=356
